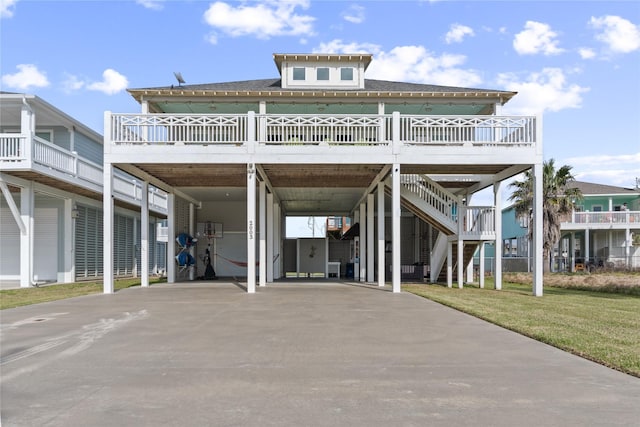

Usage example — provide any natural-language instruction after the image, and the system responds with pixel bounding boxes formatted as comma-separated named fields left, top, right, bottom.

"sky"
left=2, top=0, right=639, bottom=201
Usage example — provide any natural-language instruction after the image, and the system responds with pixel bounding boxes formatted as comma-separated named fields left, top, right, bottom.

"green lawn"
left=404, top=280, right=640, bottom=377
left=0, top=278, right=165, bottom=310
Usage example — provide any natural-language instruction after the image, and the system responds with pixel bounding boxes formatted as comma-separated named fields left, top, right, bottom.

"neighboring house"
left=0, top=92, right=168, bottom=287
left=559, top=181, right=640, bottom=271
left=103, top=52, right=545, bottom=295
left=491, top=181, right=640, bottom=272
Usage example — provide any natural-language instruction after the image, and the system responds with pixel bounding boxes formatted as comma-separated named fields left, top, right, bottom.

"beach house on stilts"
left=103, top=53, right=545, bottom=295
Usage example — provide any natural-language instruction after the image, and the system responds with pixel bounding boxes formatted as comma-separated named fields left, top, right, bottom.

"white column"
left=354, top=210, right=360, bottom=281
left=103, top=163, right=114, bottom=293
left=532, top=163, right=543, bottom=296
left=457, top=239, right=464, bottom=289
left=479, top=242, right=485, bottom=289
left=367, top=193, right=375, bottom=283
left=625, top=228, right=631, bottom=268
left=447, top=240, right=453, bottom=288
left=570, top=232, right=576, bottom=272
left=377, top=182, right=385, bottom=287
left=20, top=183, right=34, bottom=288
left=167, top=193, right=176, bottom=283
left=247, top=163, right=256, bottom=293
left=274, top=202, right=281, bottom=279
left=494, top=181, right=503, bottom=291
left=267, top=192, right=274, bottom=283
left=585, top=229, right=590, bottom=267
left=141, top=181, right=149, bottom=287
left=62, top=198, right=75, bottom=283
left=457, top=197, right=464, bottom=289
left=359, top=202, right=366, bottom=282
left=189, top=203, right=195, bottom=281
left=392, top=163, right=401, bottom=293
left=466, top=193, right=474, bottom=283
left=259, top=180, right=266, bottom=287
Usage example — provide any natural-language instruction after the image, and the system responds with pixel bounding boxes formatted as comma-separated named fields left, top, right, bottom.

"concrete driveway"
left=1, top=281, right=639, bottom=426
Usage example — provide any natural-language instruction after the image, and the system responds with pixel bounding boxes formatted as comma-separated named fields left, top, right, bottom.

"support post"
left=479, top=242, right=485, bottom=289
left=141, top=181, right=149, bottom=287
left=189, top=203, right=195, bottom=281
left=377, top=182, right=385, bottom=287
left=247, top=163, right=256, bottom=293
left=359, top=202, right=366, bottom=282
left=367, top=193, right=374, bottom=283
left=494, top=181, right=503, bottom=291
left=259, top=180, right=266, bottom=287
left=267, top=192, right=274, bottom=283
left=392, top=164, right=401, bottom=292
left=457, top=239, right=464, bottom=289
left=103, top=163, right=114, bottom=293
left=447, top=240, right=453, bottom=288
left=63, top=198, right=75, bottom=283
left=167, top=193, right=176, bottom=283
left=20, top=183, right=34, bottom=288
left=532, top=163, right=543, bottom=296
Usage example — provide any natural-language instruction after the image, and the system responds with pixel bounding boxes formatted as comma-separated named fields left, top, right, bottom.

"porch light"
left=71, top=205, right=79, bottom=219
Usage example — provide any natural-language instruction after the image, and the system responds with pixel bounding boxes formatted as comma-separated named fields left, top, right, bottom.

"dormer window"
left=293, top=67, right=306, bottom=81
left=340, top=67, right=354, bottom=81
left=317, top=67, right=329, bottom=81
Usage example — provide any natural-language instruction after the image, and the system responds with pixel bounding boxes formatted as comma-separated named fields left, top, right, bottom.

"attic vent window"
left=317, top=67, right=329, bottom=80
left=293, top=67, right=306, bottom=81
left=340, top=67, right=354, bottom=81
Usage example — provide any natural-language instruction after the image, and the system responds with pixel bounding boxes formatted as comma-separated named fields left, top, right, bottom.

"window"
left=317, top=67, right=329, bottom=80
left=35, top=130, right=53, bottom=142
left=340, top=67, right=354, bottom=81
left=293, top=67, right=306, bottom=81
left=592, top=206, right=603, bottom=212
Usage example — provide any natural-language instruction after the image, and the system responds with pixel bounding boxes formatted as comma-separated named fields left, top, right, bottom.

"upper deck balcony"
left=561, top=210, right=640, bottom=230
left=105, top=112, right=540, bottom=165
left=0, top=132, right=168, bottom=214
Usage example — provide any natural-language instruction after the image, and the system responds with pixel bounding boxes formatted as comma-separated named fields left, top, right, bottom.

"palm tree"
left=508, top=159, right=582, bottom=272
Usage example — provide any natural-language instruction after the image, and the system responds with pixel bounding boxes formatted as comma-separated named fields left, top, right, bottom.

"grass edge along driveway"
left=404, top=281, right=640, bottom=378
left=0, top=278, right=165, bottom=310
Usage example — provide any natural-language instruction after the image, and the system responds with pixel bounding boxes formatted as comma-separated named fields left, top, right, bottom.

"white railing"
left=401, top=174, right=459, bottom=225
left=111, top=114, right=249, bottom=145
left=109, top=113, right=537, bottom=148
left=567, top=211, right=640, bottom=225
left=1, top=133, right=167, bottom=213
left=463, top=206, right=495, bottom=234
left=401, top=115, right=536, bottom=146
left=0, top=134, right=26, bottom=160
left=33, top=136, right=76, bottom=174
left=261, top=114, right=389, bottom=145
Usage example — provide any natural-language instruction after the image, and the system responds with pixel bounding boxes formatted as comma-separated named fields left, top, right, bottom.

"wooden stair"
left=437, top=242, right=479, bottom=283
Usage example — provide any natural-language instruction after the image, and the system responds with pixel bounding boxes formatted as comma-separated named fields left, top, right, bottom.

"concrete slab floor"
left=1, top=281, right=639, bottom=426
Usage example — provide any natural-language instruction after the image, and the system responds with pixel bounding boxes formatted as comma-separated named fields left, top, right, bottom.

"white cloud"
left=342, top=4, right=365, bottom=24
left=1, top=64, right=49, bottom=90
left=445, top=23, right=474, bottom=44
left=564, top=153, right=640, bottom=188
left=86, top=69, right=128, bottom=95
left=203, top=0, right=315, bottom=41
left=136, top=0, right=164, bottom=10
left=513, top=21, right=564, bottom=55
left=314, top=39, right=381, bottom=55
left=589, top=15, right=640, bottom=54
left=578, top=47, right=596, bottom=59
left=496, top=68, right=589, bottom=115
left=1, top=0, right=17, bottom=18
left=314, top=40, right=482, bottom=87
left=61, top=73, right=85, bottom=93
